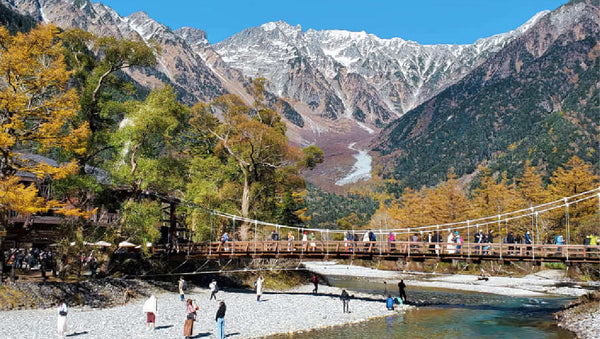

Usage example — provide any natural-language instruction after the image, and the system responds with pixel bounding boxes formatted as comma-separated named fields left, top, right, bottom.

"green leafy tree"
left=188, top=87, right=321, bottom=239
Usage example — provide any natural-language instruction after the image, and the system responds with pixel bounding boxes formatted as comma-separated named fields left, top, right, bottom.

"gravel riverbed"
left=0, top=284, right=410, bottom=339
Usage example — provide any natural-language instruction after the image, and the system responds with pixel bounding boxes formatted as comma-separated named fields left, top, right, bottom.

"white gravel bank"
left=0, top=284, right=409, bottom=339
left=303, top=261, right=598, bottom=297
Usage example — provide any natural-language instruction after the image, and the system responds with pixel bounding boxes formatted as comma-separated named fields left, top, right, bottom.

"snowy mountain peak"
left=261, top=21, right=301, bottom=33
left=175, top=26, right=209, bottom=47
left=126, top=11, right=170, bottom=41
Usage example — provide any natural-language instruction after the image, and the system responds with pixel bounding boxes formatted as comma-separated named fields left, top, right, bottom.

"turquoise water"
left=270, top=278, right=574, bottom=339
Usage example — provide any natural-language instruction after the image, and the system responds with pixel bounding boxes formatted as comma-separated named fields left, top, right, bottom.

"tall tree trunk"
left=240, top=170, right=251, bottom=240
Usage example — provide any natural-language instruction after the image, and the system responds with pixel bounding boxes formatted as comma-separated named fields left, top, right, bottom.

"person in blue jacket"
left=386, top=295, right=395, bottom=311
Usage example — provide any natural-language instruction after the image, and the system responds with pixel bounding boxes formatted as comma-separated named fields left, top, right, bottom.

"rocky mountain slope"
left=373, top=0, right=599, bottom=188
left=214, top=15, right=547, bottom=127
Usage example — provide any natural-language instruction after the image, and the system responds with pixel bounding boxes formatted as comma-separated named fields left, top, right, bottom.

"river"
left=270, top=278, right=574, bottom=339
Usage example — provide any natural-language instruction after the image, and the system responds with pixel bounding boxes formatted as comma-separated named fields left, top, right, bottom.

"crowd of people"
left=219, top=229, right=599, bottom=258
left=4, top=247, right=57, bottom=279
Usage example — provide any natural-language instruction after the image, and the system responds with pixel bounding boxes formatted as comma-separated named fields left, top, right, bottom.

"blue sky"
left=99, top=0, right=568, bottom=44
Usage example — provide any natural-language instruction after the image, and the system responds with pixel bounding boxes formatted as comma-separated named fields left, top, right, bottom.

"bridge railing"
left=172, top=240, right=599, bottom=261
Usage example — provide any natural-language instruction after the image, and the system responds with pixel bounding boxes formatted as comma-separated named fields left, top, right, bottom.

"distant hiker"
left=389, top=232, right=396, bottom=251
left=555, top=234, right=564, bottom=253
left=215, top=300, right=226, bottom=339
left=312, top=274, right=319, bottom=294
left=433, top=231, right=442, bottom=254
left=386, top=295, right=395, bottom=310
left=255, top=275, right=265, bottom=302
left=363, top=231, right=371, bottom=250
left=446, top=231, right=455, bottom=254
left=341, top=289, right=350, bottom=313
left=309, top=232, right=317, bottom=251
left=488, top=230, right=494, bottom=245
left=178, top=276, right=186, bottom=301
left=369, top=230, right=376, bottom=242
left=57, top=298, right=68, bottom=337
left=221, top=232, right=229, bottom=250
left=271, top=230, right=279, bottom=241
left=287, top=231, right=295, bottom=251
left=345, top=231, right=352, bottom=251
left=302, top=231, right=308, bottom=242
left=209, top=280, right=219, bottom=300
left=398, top=280, right=407, bottom=302
left=143, top=294, right=157, bottom=331
left=411, top=233, right=419, bottom=250
left=454, top=231, right=462, bottom=252
left=184, top=299, right=198, bottom=339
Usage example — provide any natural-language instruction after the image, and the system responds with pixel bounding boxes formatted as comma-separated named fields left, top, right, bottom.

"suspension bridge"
left=159, top=187, right=600, bottom=265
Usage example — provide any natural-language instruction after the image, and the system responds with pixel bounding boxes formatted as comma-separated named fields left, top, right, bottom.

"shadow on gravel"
left=190, top=332, right=211, bottom=338
left=66, top=331, right=89, bottom=337
left=155, top=325, right=174, bottom=330
left=225, top=333, right=240, bottom=338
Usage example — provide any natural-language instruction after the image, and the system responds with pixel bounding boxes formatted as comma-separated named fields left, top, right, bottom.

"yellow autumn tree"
left=0, top=25, right=90, bottom=277
left=471, top=167, right=524, bottom=237
left=428, top=168, right=472, bottom=225
left=517, top=160, right=551, bottom=207
left=391, top=186, right=434, bottom=228
left=546, top=156, right=599, bottom=243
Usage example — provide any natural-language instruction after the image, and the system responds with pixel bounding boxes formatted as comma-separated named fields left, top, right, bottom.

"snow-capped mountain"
left=214, top=12, right=548, bottom=126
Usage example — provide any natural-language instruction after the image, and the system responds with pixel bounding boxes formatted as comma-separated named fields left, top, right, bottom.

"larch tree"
left=547, top=156, right=599, bottom=243
left=472, top=167, right=524, bottom=235
left=428, top=168, right=472, bottom=225
left=0, top=25, right=90, bottom=280
left=517, top=160, right=551, bottom=207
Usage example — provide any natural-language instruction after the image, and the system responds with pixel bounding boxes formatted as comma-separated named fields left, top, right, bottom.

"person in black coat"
left=215, top=301, right=226, bottom=339
left=398, top=280, right=407, bottom=302
left=340, top=289, right=350, bottom=313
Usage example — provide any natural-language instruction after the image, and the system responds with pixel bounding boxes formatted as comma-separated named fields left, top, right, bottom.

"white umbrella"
left=118, top=241, right=137, bottom=248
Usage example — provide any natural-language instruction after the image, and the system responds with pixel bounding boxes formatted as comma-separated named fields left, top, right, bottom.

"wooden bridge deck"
left=160, top=241, right=600, bottom=264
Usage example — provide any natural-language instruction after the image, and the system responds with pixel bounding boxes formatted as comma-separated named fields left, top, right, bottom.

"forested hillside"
left=304, top=183, right=379, bottom=229
left=374, top=0, right=599, bottom=190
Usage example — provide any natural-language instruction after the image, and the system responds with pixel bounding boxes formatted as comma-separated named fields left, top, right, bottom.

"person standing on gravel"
left=312, top=274, right=319, bottom=294
left=56, top=298, right=68, bottom=337
left=178, top=276, right=186, bottom=301
left=143, top=294, right=157, bottom=331
left=183, top=298, right=198, bottom=339
left=209, top=279, right=219, bottom=300
left=215, top=300, right=226, bottom=339
left=255, top=275, right=265, bottom=302
left=340, top=289, right=350, bottom=313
